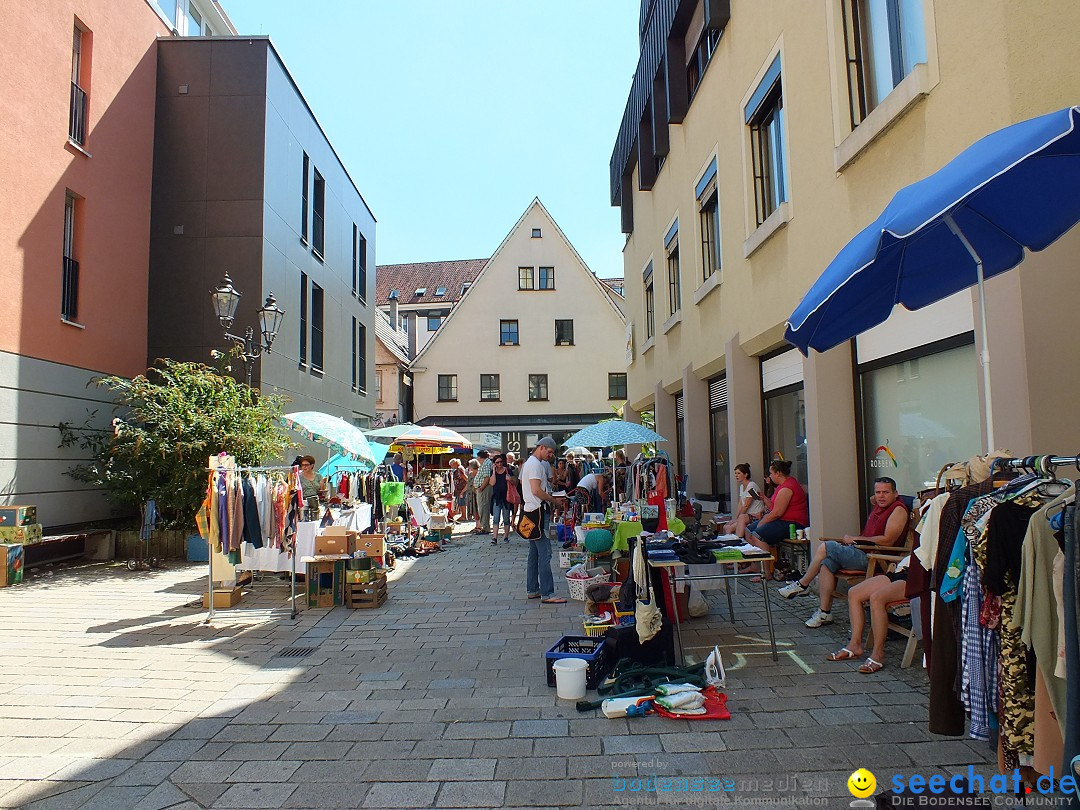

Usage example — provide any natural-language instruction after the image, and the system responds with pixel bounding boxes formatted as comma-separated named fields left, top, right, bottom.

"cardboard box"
left=352, top=533, right=385, bottom=559
left=0, top=506, right=36, bottom=527
left=202, top=586, right=242, bottom=608
left=306, top=560, right=344, bottom=608
left=0, top=544, right=24, bottom=588
left=0, top=524, right=42, bottom=544
left=315, top=526, right=348, bottom=556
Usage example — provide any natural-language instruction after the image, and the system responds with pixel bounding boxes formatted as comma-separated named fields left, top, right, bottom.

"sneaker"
left=805, top=609, right=833, bottom=628
left=778, top=580, right=810, bottom=599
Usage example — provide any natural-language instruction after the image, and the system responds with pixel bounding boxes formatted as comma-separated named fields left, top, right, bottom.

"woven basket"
left=566, top=572, right=609, bottom=601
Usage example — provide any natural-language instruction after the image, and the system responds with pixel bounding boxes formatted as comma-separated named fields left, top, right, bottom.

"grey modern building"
left=148, top=37, right=376, bottom=425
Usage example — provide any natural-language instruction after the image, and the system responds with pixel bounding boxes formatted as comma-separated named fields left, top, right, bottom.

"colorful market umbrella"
left=364, top=422, right=418, bottom=442
left=563, top=420, right=666, bottom=449
left=282, top=411, right=377, bottom=466
left=785, top=105, right=1080, bottom=450
left=394, top=425, right=472, bottom=448
left=318, top=444, right=389, bottom=479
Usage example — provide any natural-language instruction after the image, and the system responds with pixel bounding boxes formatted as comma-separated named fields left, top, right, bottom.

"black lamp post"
left=210, top=273, right=285, bottom=388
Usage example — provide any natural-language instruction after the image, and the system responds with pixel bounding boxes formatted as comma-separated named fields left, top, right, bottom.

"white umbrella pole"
left=944, top=214, right=995, bottom=451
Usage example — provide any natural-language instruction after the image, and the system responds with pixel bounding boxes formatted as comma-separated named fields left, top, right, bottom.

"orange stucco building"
left=0, top=0, right=235, bottom=529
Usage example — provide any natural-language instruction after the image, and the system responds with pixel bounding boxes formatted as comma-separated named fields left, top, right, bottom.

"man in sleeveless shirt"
left=778, top=477, right=909, bottom=628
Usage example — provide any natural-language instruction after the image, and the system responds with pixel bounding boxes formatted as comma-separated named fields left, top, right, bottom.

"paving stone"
left=213, top=783, right=297, bottom=808
left=362, top=781, right=439, bottom=808
left=603, top=735, right=664, bottom=755
left=426, top=759, right=496, bottom=781
left=443, top=722, right=510, bottom=740
left=175, top=782, right=230, bottom=806
left=510, top=719, right=567, bottom=738
left=283, top=782, right=369, bottom=808
left=132, top=781, right=191, bottom=810
left=493, top=757, right=567, bottom=780
left=433, top=781, right=506, bottom=808
left=227, top=760, right=301, bottom=783
left=173, top=761, right=239, bottom=783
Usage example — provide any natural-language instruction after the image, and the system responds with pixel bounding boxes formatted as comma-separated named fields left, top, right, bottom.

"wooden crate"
left=346, top=573, right=388, bottom=609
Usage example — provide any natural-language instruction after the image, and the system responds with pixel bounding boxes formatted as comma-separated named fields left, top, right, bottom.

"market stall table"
left=649, top=553, right=779, bottom=663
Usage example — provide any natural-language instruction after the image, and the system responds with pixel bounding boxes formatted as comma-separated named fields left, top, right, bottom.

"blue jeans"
left=492, top=501, right=512, bottom=535
left=526, top=511, right=554, bottom=598
left=747, top=518, right=805, bottom=546
left=820, top=541, right=869, bottom=573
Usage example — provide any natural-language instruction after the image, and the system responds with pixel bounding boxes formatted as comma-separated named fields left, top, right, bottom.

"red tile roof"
left=375, top=258, right=488, bottom=307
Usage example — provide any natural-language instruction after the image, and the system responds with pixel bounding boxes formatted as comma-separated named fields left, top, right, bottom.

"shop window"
left=666, top=233, right=681, bottom=316
left=859, top=341, right=980, bottom=499
left=61, top=193, right=79, bottom=322
left=538, top=267, right=555, bottom=290
left=357, top=322, right=367, bottom=394
left=763, top=385, right=808, bottom=489
left=500, top=320, right=519, bottom=346
left=746, top=56, right=787, bottom=227
left=438, top=374, right=457, bottom=402
left=300, top=153, right=309, bottom=243
left=608, top=373, right=627, bottom=401
left=554, top=319, right=574, bottom=346
left=312, top=168, right=325, bottom=258
left=643, top=262, right=655, bottom=339
left=480, top=374, right=500, bottom=401
left=69, top=23, right=88, bottom=146
left=528, top=374, right=548, bottom=401
left=310, top=283, right=324, bottom=371
left=299, top=272, right=308, bottom=364
left=842, top=0, right=927, bottom=128
left=709, top=376, right=730, bottom=509
left=518, top=267, right=534, bottom=290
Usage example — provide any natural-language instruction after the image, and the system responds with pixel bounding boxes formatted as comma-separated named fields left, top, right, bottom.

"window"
left=351, top=317, right=357, bottom=391
left=357, top=232, right=367, bottom=302
left=480, top=374, right=500, bottom=401
left=643, top=262, right=655, bottom=339
left=532, top=228, right=542, bottom=238
left=375, top=371, right=383, bottom=403
left=357, top=322, right=367, bottom=393
left=461, top=283, right=471, bottom=296
left=764, top=386, right=808, bottom=489
left=351, top=225, right=358, bottom=298
left=518, top=267, right=534, bottom=290
left=389, top=289, right=399, bottom=300
left=500, top=320, right=519, bottom=346
left=312, top=168, right=325, bottom=257
left=843, top=0, right=927, bottom=127
left=687, top=28, right=721, bottom=101
left=310, top=283, right=324, bottom=370
left=666, top=233, right=681, bottom=316
left=435, top=287, right=446, bottom=297
left=528, top=374, right=549, bottom=401
left=438, top=374, right=458, bottom=402
left=69, top=25, right=87, bottom=145
left=414, top=288, right=426, bottom=297
left=538, top=267, right=555, bottom=290
left=299, top=272, right=308, bottom=364
left=746, top=56, right=787, bottom=227
left=608, top=373, right=627, bottom=400
left=697, top=161, right=720, bottom=282
left=427, top=314, right=442, bottom=332
left=554, top=319, right=574, bottom=346
left=62, top=194, right=79, bottom=321
left=184, top=2, right=202, bottom=35
left=708, top=376, right=730, bottom=510
left=300, top=153, right=309, bottom=243
left=675, top=393, right=686, bottom=482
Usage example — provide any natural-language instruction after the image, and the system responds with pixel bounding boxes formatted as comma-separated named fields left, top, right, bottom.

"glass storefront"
left=860, top=342, right=981, bottom=496
left=764, top=386, right=808, bottom=488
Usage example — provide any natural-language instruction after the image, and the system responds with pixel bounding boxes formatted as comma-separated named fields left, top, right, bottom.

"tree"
left=59, top=359, right=292, bottom=528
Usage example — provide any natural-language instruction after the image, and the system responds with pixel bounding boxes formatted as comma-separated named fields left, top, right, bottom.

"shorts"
left=820, top=541, right=869, bottom=573
left=747, top=519, right=805, bottom=547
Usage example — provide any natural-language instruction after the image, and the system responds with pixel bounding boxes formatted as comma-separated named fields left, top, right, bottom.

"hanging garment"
left=241, top=475, right=263, bottom=549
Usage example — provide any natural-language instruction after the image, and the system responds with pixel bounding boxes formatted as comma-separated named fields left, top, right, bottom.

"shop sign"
left=870, top=442, right=899, bottom=469
left=504, top=432, right=525, bottom=456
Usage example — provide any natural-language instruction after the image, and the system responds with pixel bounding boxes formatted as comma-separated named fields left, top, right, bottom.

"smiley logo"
left=847, top=768, right=876, bottom=798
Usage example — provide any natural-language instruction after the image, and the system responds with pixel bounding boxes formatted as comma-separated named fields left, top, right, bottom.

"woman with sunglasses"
left=488, top=454, right=514, bottom=544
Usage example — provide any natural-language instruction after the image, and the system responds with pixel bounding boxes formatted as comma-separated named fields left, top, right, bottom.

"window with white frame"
left=643, top=262, right=655, bottom=339
left=69, top=24, right=88, bottom=146
left=745, top=55, right=787, bottom=227
left=842, top=0, right=927, bottom=128
left=518, top=267, right=534, bottom=290
left=697, top=160, right=721, bottom=283
left=665, top=226, right=681, bottom=316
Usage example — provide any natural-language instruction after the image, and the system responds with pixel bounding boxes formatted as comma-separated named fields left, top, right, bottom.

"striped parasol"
left=393, top=425, right=472, bottom=448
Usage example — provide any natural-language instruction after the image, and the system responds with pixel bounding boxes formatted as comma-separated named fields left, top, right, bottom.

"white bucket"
left=553, top=658, right=588, bottom=700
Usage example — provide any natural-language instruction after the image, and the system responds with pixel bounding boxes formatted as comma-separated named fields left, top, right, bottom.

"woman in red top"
left=746, top=460, right=809, bottom=552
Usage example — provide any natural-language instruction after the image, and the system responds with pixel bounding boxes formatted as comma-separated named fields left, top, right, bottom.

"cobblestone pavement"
left=0, top=524, right=994, bottom=809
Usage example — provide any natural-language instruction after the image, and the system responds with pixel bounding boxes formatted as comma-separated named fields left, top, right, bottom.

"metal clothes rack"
left=993, top=454, right=1080, bottom=473
left=204, top=462, right=299, bottom=624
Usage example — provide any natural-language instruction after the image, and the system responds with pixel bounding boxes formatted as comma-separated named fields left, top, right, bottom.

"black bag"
left=516, top=508, right=541, bottom=540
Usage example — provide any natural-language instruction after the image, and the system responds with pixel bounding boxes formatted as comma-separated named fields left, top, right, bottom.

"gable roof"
left=411, top=197, right=627, bottom=367
left=374, top=307, right=409, bottom=364
left=375, top=258, right=487, bottom=307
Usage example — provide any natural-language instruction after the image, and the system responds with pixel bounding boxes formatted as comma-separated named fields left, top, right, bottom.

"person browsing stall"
left=778, top=476, right=909, bottom=628
left=520, top=437, right=566, bottom=604
left=574, top=471, right=610, bottom=513
left=488, top=454, right=514, bottom=545
left=723, top=463, right=767, bottom=539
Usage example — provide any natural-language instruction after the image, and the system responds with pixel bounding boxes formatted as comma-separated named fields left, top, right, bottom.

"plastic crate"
left=545, top=636, right=612, bottom=689
left=582, top=621, right=614, bottom=637
left=565, top=571, right=609, bottom=600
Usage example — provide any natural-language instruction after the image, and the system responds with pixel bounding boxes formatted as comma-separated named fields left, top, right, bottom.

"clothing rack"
left=993, top=455, right=1080, bottom=473
left=205, top=462, right=299, bottom=624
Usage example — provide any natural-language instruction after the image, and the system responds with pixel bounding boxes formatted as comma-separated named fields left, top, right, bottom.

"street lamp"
left=210, top=273, right=285, bottom=388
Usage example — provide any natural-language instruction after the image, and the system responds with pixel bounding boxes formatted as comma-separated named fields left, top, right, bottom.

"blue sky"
left=222, top=1, right=640, bottom=279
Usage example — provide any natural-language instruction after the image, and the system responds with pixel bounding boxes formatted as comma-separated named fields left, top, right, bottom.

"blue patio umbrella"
left=282, top=411, right=378, bottom=466
left=786, top=105, right=1080, bottom=449
left=563, top=420, right=667, bottom=449
left=319, top=444, right=389, bottom=479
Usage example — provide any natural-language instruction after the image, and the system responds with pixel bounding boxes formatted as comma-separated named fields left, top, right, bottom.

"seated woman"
left=722, top=463, right=766, bottom=538
left=743, top=460, right=809, bottom=570
left=826, top=555, right=910, bottom=674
